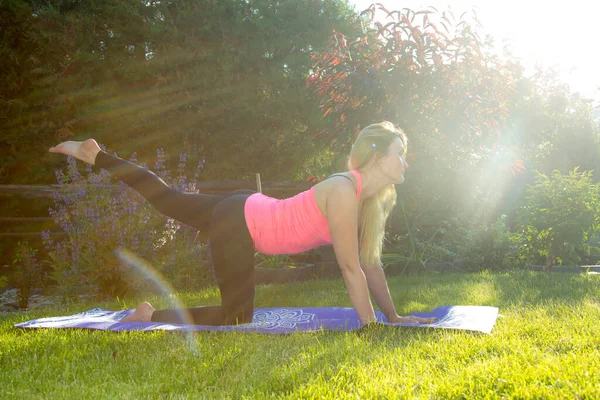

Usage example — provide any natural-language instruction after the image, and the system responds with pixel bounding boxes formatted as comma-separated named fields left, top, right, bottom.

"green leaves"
left=514, top=168, right=600, bottom=270
left=2, top=0, right=362, bottom=184
left=306, top=5, right=521, bottom=227
left=9, top=241, right=42, bottom=309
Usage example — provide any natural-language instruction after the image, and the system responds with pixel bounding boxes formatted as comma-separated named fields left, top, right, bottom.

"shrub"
left=382, top=216, right=515, bottom=273
left=382, top=198, right=459, bottom=273
left=511, top=168, right=600, bottom=271
left=382, top=229, right=459, bottom=272
left=254, top=253, right=295, bottom=269
left=41, top=148, right=214, bottom=300
left=449, top=215, right=515, bottom=272
left=10, top=241, right=41, bottom=309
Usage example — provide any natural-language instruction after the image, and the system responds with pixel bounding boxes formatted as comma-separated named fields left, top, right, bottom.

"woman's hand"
left=389, top=314, right=437, bottom=324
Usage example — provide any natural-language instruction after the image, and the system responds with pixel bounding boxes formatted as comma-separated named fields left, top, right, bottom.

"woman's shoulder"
left=320, top=171, right=357, bottom=188
left=312, top=171, right=360, bottom=218
left=313, top=171, right=357, bottom=199
left=329, top=171, right=357, bottom=187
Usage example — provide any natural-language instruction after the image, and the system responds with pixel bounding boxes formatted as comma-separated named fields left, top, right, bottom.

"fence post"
left=256, top=173, right=262, bottom=193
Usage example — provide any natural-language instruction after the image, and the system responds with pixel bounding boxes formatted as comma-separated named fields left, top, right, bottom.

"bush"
left=449, top=215, right=515, bottom=272
left=511, top=168, right=600, bottom=271
left=41, top=148, right=214, bottom=301
left=254, top=253, right=295, bottom=269
left=382, top=202, right=460, bottom=272
left=384, top=214, right=514, bottom=272
left=9, top=241, right=42, bottom=309
left=383, top=230, right=459, bottom=270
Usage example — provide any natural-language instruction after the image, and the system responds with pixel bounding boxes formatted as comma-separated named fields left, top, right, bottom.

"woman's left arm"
left=362, top=264, right=397, bottom=321
left=363, top=265, right=437, bottom=324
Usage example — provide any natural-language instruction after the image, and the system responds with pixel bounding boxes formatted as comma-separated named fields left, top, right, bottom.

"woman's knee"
left=225, top=310, right=254, bottom=325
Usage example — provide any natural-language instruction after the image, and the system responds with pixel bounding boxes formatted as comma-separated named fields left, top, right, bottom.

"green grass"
left=1, top=271, right=599, bottom=399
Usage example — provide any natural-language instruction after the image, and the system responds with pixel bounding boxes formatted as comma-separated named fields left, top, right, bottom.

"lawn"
left=1, top=271, right=599, bottom=399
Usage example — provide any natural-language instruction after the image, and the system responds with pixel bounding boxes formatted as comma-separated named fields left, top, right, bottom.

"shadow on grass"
left=243, top=324, right=478, bottom=395
left=487, top=270, right=599, bottom=307
left=383, top=270, right=599, bottom=312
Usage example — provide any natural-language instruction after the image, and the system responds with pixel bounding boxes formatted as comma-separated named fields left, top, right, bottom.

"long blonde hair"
left=346, top=121, right=408, bottom=269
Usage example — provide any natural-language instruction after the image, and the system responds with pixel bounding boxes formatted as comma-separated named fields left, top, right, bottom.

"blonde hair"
left=346, top=121, right=407, bottom=269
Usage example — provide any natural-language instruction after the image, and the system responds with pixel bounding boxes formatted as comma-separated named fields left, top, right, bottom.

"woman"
left=49, top=121, right=435, bottom=326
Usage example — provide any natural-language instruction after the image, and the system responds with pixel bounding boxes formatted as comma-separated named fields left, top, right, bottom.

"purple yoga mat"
left=14, top=306, right=499, bottom=334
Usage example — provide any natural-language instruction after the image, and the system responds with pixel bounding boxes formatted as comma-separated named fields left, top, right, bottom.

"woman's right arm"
left=326, top=181, right=377, bottom=325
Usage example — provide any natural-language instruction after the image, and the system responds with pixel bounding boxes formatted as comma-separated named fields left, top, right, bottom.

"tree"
left=507, top=67, right=600, bottom=176
left=493, top=65, right=600, bottom=229
left=306, top=4, right=523, bottom=231
left=0, top=0, right=360, bottom=183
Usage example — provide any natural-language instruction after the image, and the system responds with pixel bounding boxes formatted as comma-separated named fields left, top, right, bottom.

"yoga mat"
left=15, top=306, right=499, bottom=334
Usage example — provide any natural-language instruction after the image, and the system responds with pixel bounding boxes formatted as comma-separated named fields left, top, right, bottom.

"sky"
left=348, top=0, right=600, bottom=105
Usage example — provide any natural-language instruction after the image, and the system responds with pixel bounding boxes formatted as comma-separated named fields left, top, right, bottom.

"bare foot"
left=120, top=302, right=155, bottom=323
left=49, top=139, right=101, bottom=165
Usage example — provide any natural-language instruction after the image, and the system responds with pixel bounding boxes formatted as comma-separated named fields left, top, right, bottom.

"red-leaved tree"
left=307, top=4, right=525, bottom=231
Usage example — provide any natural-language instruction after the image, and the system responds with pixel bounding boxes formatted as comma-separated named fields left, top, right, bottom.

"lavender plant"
left=41, top=147, right=213, bottom=300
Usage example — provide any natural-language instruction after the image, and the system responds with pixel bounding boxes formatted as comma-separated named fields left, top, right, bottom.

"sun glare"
left=350, top=0, right=600, bottom=103
left=115, top=247, right=200, bottom=354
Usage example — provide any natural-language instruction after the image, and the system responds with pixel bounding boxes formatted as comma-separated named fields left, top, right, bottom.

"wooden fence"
left=0, top=181, right=313, bottom=239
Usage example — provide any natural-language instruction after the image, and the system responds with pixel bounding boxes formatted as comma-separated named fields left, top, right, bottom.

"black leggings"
left=94, top=150, right=257, bottom=325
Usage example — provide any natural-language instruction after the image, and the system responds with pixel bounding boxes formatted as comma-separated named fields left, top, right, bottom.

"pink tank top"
left=244, top=170, right=362, bottom=255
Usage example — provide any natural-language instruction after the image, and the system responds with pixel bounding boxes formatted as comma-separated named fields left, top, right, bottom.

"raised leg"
left=50, top=140, right=225, bottom=231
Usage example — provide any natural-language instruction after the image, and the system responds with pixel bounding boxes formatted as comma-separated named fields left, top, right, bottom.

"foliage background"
left=1, top=1, right=600, bottom=284
left=1, top=0, right=359, bottom=184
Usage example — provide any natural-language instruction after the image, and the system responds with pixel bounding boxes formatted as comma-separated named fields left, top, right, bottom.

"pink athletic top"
left=244, top=170, right=362, bottom=255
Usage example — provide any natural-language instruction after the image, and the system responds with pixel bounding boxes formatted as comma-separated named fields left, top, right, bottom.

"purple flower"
left=45, top=146, right=215, bottom=295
